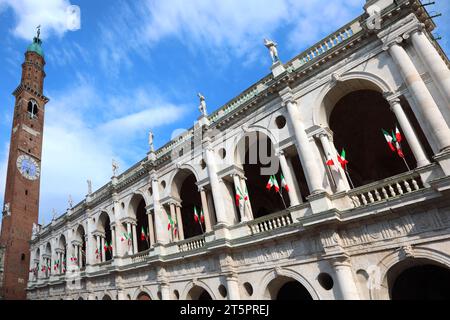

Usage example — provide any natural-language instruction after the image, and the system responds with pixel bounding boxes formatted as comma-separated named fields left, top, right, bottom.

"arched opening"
left=78, top=297, right=84, bottom=300
left=172, top=169, right=203, bottom=240
left=235, top=131, right=289, bottom=219
left=136, top=292, right=152, bottom=300
left=32, top=248, right=40, bottom=280
left=75, top=225, right=86, bottom=268
left=44, top=243, right=51, bottom=278
left=387, top=258, right=450, bottom=300
left=27, top=100, right=38, bottom=119
left=102, top=295, right=112, bottom=300
left=329, top=89, right=433, bottom=187
left=98, top=212, right=113, bottom=261
left=129, top=194, right=151, bottom=252
left=58, top=235, right=67, bottom=274
left=266, top=276, right=313, bottom=300
left=186, top=286, right=213, bottom=300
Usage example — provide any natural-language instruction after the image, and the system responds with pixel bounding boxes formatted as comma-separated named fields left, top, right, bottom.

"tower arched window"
left=27, top=100, right=38, bottom=119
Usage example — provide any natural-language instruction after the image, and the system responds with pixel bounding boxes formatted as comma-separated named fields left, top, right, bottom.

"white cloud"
left=0, top=0, right=76, bottom=40
left=98, top=0, right=365, bottom=73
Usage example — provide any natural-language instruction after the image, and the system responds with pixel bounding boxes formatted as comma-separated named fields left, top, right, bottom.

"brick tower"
left=0, top=28, right=48, bottom=300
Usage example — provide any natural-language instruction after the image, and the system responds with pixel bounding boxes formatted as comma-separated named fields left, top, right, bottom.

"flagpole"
left=277, top=189, right=288, bottom=209
left=402, top=157, right=411, bottom=172
left=344, top=168, right=355, bottom=189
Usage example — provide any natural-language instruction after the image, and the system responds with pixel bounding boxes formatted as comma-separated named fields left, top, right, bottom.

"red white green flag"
left=140, top=226, right=147, bottom=241
left=167, top=213, right=174, bottom=231
left=266, top=175, right=280, bottom=192
left=382, top=129, right=396, bottom=152
left=200, top=208, right=205, bottom=223
left=395, top=126, right=402, bottom=143
left=392, top=130, right=404, bottom=158
left=235, top=185, right=243, bottom=206
left=280, top=173, right=289, bottom=192
left=194, top=206, right=199, bottom=223
left=266, top=176, right=274, bottom=190
left=337, top=148, right=349, bottom=169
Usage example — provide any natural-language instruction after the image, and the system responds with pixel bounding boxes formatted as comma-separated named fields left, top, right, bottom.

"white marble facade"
left=27, top=0, right=450, bottom=300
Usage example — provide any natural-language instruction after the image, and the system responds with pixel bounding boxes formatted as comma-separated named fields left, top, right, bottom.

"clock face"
left=16, top=155, right=40, bottom=180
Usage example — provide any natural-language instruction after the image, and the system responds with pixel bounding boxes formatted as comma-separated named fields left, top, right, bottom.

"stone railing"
left=286, top=17, right=362, bottom=72
left=178, top=235, right=206, bottom=252
left=248, top=211, right=294, bottom=235
left=348, top=171, right=424, bottom=208
left=131, top=249, right=152, bottom=264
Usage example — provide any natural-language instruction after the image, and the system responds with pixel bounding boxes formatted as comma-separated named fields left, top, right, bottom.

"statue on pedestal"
left=112, top=159, right=119, bottom=176
left=198, top=93, right=208, bottom=117
left=264, top=38, right=280, bottom=64
left=148, top=130, right=155, bottom=152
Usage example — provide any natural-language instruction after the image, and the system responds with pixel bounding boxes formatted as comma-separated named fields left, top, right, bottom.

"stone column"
left=126, top=223, right=133, bottom=255
left=151, top=174, right=169, bottom=244
left=226, top=273, right=241, bottom=300
left=232, top=174, right=246, bottom=222
left=95, top=236, right=100, bottom=263
left=278, top=150, right=301, bottom=205
left=100, top=237, right=105, bottom=262
left=175, top=204, right=185, bottom=240
left=147, top=209, right=155, bottom=246
left=239, top=177, right=254, bottom=220
left=199, top=188, right=212, bottom=232
left=317, top=132, right=349, bottom=192
left=283, top=98, right=324, bottom=193
left=285, top=155, right=303, bottom=202
left=387, top=42, right=450, bottom=151
left=168, top=203, right=176, bottom=241
left=160, top=283, right=171, bottom=300
left=111, top=226, right=116, bottom=257
left=132, top=223, right=138, bottom=254
left=388, top=98, right=430, bottom=167
left=409, top=26, right=450, bottom=107
left=331, top=257, right=360, bottom=300
left=204, top=140, right=230, bottom=225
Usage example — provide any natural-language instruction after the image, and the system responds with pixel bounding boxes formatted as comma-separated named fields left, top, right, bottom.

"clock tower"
left=0, top=29, right=48, bottom=300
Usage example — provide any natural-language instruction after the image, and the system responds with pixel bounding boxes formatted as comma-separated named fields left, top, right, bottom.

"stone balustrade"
left=178, top=235, right=206, bottom=252
left=248, top=211, right=294, bottom=235
left=130, top=249, right=152, bottom=264
left=348, top=171, right=424, bottom=208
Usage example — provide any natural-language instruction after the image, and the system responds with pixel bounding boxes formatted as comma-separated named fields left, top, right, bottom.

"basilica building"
left=2, top=0, right=450, bottom=300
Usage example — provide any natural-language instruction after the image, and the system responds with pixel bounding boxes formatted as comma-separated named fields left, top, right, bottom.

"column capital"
left=377, top=13, right=422, bottom=51
left=279, top=87, right=297, bottom=106
left=329, top=254, right=352, bottom=268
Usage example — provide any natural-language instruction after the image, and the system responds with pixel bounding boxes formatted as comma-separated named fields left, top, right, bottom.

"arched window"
left=27, top=100, right=38, bottom=119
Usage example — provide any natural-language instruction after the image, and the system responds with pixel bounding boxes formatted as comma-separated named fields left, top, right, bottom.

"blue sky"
left=0, top=0, right=449, bottom=225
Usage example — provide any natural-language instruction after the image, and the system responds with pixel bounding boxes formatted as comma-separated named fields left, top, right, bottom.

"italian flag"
left=140, top=226, right=147, bottom=241
left=266, top=176, right=279, bottom=192
left=382, top=129, right=396, bottom=152
left=194, top=206, right=200, bottom=223
left=200, top=208, right=205, bottom=223
left=121, top=232, right=131, bottom=243
left=392, top=130, right=404, bottom=158
left=326, top=157, right=335, bottom=166
left=395, top=126, right=402, bottom=143
left=235, top=185, right=243, bottom=206
left=167, top=213, right=174, bottom=231
left=104, top=242, right=109, bottom=252
left=95, top=248, right=99, bottom=259
left=244, top=186, right=249, bottom=202
left=337, top=149, right=349, bottom=169
left=280, top=174, right=289, bottom=192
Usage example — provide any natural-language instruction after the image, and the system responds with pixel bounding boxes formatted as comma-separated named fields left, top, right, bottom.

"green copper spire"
left=27, top=25, right=44, bottom=57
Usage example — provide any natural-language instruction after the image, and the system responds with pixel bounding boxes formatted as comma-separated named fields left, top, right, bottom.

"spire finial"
left=36, top=25, right=41, bottom=40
